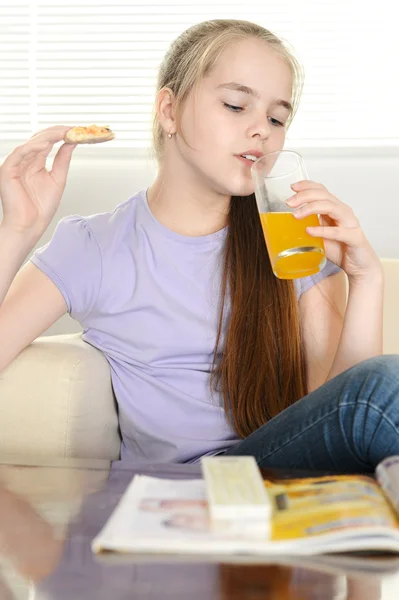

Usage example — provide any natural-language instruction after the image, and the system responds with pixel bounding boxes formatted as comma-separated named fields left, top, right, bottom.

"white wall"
left=6, top=146, right=399, bottom=336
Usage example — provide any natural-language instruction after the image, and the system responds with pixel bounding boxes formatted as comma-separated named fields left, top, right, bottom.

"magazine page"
left=91, top=476, right=274, bottom=555
left=263, top=473, right=399, bottom=541
left=91, top=474, right=399, bottom=556
left=376, top=456, right=399, bottom=514
left=94, top=546, right=399, bottom=578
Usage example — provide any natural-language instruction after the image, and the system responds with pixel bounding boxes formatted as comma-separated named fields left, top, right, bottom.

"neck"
left=147, top=159, right=230, bottom=237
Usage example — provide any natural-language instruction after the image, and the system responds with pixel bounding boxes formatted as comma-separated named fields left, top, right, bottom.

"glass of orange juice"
left=251, top=150, right=326, bottom=279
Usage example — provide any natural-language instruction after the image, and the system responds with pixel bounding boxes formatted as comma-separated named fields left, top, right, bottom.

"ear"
left=157, top=87, right=176, bottom=135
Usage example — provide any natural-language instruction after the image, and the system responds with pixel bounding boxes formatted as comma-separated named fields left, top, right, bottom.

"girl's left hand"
left=285, top=180, right=382, bottom=283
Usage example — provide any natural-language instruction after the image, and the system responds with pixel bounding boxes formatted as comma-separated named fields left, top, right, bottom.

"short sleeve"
left=293, top=259, right=341, bottom=300
left=30, top=215, right=102, bottom=323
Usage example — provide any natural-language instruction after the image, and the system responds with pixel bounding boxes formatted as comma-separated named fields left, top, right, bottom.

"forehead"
left=205, top=37, right=292, bottom=95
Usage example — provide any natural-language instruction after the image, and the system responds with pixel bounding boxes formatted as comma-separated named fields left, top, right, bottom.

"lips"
left=237, top=155, right=256, bottom=167
left=238, top=149, right=264, bottom=160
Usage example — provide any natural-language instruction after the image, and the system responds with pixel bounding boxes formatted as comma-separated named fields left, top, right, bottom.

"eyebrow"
left=216, top=82, right=293, bottom=113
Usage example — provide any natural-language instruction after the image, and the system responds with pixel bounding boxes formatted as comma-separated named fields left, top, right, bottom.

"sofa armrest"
left=0, top=333, right=121, bottom=460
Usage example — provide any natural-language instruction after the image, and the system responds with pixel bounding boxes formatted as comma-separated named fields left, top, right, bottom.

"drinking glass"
left=251, top=150, right=326, bottom=279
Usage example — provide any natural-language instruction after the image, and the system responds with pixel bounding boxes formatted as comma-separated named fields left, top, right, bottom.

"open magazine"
left=91, top=455, right=399, bottom=557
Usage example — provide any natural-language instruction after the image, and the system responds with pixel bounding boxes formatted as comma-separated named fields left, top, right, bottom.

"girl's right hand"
left=0, top=126, right=77, bottom=240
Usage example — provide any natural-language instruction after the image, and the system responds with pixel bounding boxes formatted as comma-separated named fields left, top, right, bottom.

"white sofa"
left=0, top=259, right=398, bottom=461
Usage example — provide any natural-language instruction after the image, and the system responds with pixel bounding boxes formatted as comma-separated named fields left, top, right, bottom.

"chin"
left=210, top=172, right=255, bottom=199
left=228, top=171, right=257, bottom=197
left=228, top=181, right=255, bottom=198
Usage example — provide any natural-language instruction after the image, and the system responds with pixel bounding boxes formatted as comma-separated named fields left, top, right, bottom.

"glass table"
left=0, top=455, right=397, bottom=599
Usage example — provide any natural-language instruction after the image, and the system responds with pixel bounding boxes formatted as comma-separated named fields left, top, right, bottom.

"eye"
left=224, top=102, right=285, bottom=127
left=223, top=102, right=243, bottom=112
left=269, top=117, right=284, bottom=127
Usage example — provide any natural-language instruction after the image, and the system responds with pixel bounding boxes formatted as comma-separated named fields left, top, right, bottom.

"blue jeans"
left=224, top=355, right=399, bottom=473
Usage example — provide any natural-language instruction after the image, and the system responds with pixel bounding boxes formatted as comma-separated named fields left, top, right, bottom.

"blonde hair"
left=151, top=19, right=304, bottom=164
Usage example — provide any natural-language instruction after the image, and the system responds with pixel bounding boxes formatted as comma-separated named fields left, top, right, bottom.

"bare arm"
left=0, top=227, right=38, bottom=307
left=0, top=259, right=67, bottom=373
left=289, top=179, right=384, bottom=390
left=300, top=267, right=384, bottom=392
left=0, top=224, right=68, bottom=373
left=299, top=271, right=346, bottom=392
left=327, top=269, right=383, bottom=380
left=0, top=125, right=76, bottom=371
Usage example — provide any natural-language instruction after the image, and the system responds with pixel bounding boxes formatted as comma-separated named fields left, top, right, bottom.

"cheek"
left=179, top=104, right=236, bottom=157
left=198, top=111, right=237, bottom=151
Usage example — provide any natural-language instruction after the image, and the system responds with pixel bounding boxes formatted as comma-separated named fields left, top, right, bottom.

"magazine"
left=94, top=547, right=399, bottom=579
left=91, top=455, right=399, bottom=557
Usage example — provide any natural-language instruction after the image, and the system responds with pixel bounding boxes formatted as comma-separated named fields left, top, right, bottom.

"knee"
left=343, top=356, right=399, bottom=466
left=347, top=355, right=399, bottom=413
left=354, top=354, right=399, bottom=383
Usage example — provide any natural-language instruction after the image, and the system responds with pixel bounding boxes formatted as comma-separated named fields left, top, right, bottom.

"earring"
left=168, top=132, right=172, bottom=139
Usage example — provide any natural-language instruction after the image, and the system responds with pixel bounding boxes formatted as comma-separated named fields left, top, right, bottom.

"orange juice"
left=260, top=212, right=326, bottom=279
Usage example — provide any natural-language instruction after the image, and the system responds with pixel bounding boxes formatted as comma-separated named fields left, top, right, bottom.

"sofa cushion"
left=0, top=333, right=121, bottom=460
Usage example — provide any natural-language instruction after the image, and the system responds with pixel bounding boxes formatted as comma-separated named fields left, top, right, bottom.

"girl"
left=0, top=19, right=398, bottom=472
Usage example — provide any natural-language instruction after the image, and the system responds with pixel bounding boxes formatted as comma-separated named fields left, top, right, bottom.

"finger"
left=19, top=142, right=54, bottom=161
left=293, top=200, right=358, bottom=227
left=50, top=142, right=77, bottom=188
left=319, top=214, right=336, bottom=228
left=291, top=180, right=326, bottom=191
left=2, top=141, right=53, bottom=171
left=306, top=225, right=364, bottom=246
left=286, top=189, right=340, bottom=207
left=28, top=125, right=75, bottom=141
left=19, top=151, right=46, bottom=174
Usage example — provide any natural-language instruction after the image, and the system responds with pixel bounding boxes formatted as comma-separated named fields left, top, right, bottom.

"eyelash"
left=223, top=103, right=284, bottom=127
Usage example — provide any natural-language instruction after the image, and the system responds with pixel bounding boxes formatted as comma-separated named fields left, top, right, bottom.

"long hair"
left=151, top=19, right=307, bottom=438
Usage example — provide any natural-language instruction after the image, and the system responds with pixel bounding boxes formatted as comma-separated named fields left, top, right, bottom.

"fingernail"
left=286, top=198, right=294, bottom=206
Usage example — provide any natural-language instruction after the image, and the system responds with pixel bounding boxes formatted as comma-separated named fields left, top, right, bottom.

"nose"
left=248, top=116, right=272, bottom=143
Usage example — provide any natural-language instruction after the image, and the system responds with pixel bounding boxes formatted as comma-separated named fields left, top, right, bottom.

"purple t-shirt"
left=30, top=189, right=340, bottom=465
